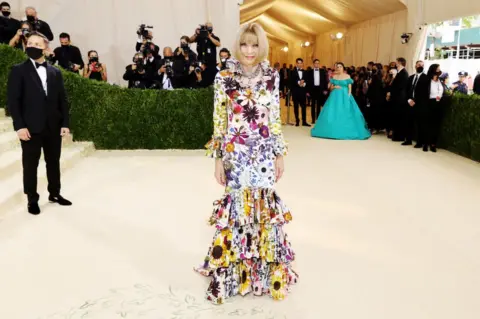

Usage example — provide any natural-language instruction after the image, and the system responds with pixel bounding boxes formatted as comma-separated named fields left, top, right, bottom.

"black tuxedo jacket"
left=289, top=68, right=307, bottom=96
left=407, top=73, right=429, bottom=106
left=7, top=59, right=69, bottom=133
left=307, top=68, right=328, bottom=92
left=391, top=68, right=409, bottom=104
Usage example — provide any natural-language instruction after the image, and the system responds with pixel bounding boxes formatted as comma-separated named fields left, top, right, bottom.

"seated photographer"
left=217, top=48, right=231, bottom=71
left=123, top=52, right=150, bottom=89
left=83, top=50, right=107, bottom=82
left=50, top=32, right=84, bottom=74
left=189, top=22, right=220, bottom=67
left=154, top=46, right=175, bottom=90
left=24, top=6, right=53, bottom=41
left=194, top=60, right=216, bottom=88
left=1, top=2, right=20, bottom=44
left=8, top=21, right=30, bottom=51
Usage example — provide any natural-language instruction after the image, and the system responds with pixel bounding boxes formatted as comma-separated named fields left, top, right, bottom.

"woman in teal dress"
left=311, top=62, right=371, bottom=140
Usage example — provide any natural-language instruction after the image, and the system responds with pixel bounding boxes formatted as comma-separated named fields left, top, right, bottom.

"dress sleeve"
left=269, top=70, right=288, bottom=156
left=205, top=72, right=228, bottom=158
left=347, top=78, right=354, bottom=85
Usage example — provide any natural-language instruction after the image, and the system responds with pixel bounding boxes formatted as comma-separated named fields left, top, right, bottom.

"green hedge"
left=439, top=93, right=480, bottom=161
left=1, top=44, right=479, bottom=160
left=0, top=44, right=214, bottom=149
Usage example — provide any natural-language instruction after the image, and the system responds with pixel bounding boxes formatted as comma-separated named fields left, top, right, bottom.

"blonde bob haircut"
left=232, top=23, right=269, bottom=65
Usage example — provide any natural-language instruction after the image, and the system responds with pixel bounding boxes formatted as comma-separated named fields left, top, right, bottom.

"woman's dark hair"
left=87, top=50, right=98, bottom=57
left=335, top=62, right=345, bottom=70
left=427, top=64, right=440, bottom=79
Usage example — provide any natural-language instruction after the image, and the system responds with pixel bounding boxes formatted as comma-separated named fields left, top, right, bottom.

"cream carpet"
left=0, top=126, right=479, bottom=319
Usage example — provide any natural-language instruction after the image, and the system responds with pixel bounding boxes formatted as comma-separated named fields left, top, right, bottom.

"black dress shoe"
left=28, top=203, right=41, bottom=215
left=414, top=144, right=423, bottom=149
left=430, top=146, right=437, bottom=153
left=302, top=123, right=311, bottom=127
left=402, top=141, right=412, bottom=146
left=423, top=145, right=428, bottom=152
left=49, top=195, right=72, bottom=206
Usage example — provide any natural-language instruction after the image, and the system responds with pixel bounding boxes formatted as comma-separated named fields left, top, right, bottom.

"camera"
left=194, top=61, right=204, bottom=73
left=198, top=24, right=209, bottom=37
left=164, top=58, right=173, bottom=77
left=21, top=28, right=30, bottom=37
left=220, top=58, right=228, bottom=70
left=137, top=24, right=153, bottom=38
left=181, top=42, right=190, bottom=53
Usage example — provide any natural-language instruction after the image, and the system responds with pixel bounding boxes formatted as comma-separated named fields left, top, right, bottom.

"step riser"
left=0, top=143, right=95, bottom=214
left=0, top=134, right=74, bottom=154
left=0, top=136, right=76, bottom=181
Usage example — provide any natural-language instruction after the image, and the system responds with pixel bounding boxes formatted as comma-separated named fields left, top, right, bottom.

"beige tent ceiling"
left=240, top=0, right=407, bottom=45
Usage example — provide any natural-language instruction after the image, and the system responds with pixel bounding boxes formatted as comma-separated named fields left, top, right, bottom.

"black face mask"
left=436, top=71, right=442, bottom=76
left=416, top=66, right=424, bottom=73
left=207, top=27, right=213, bottom=32
left=2, top=11, right=11, bottom=17
left=90, top=57, right=99, bottom=63
left=26, top=15, right=35, bottom=22
left=26, top=47, right=43, bottom=60
left=61, top=44, right=70, bottom=48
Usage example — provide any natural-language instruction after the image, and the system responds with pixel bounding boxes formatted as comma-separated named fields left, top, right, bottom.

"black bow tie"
left=35, top=61, right=47, bottom=69
left=315, top=69, right=319, bottom=71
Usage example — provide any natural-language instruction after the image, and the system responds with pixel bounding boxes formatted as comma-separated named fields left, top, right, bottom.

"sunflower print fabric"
left=196, top=60, right=298, bottom=305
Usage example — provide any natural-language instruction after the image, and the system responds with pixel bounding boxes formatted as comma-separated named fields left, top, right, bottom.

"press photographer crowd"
left=0, top=2, right=231, bottom=90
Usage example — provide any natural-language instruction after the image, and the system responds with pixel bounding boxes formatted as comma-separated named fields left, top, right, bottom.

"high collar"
left=229, top=58, right=271, bottom=76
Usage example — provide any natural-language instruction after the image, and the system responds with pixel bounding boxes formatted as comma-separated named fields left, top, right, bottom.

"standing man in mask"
left=405, top=60, right=429, bottom=148
left=7, top=31, right=72, bottom=215
left=24, top=6, right=53, bottom=41
left=189, top=22, right=220, bottom=68
left=0, top=2, right=20, bottom=44
left=50, top=32, right=84, bottom=74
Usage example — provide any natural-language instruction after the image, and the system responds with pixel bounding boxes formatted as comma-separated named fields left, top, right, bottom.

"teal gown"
left=311, top=78, right=371, bottom=140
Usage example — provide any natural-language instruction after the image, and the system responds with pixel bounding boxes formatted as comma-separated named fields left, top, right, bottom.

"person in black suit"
left=289, top=58, right=309, bottom=126
left=7, top=31, right=72, bottom=215
left=405, top=60, right=429, bottom=147
left=0, top=2, right=20, bottom=44
left=25, top=6, right=53, bottom=41
left=307, top=59, right=328, bottom=124
left=389, top=57, right=409, bottom=141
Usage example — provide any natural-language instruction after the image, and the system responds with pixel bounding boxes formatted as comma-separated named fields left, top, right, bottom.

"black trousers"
left=424, top=99, right=444, bottom=146
left=404, top=104, right=416, bottom=143
left=21, top=126, right=62, bottom=203
left=310, top=88, right=326, bottom=123
left=293, top=92, right=307, bottom=124
left=392, top=101, right=406, bottom=141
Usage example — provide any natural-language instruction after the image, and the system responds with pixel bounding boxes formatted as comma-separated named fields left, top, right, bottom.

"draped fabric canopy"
left=240, top=0, right=407, bottom=45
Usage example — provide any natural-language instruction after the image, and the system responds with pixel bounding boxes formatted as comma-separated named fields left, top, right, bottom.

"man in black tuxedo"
left=405, top=60, right=429, bottom=147
left=389, top=57, right=409, bottom=141
left=7, top=32, right=72, bottom=215
left=289, top=58, right=309, bottom=126
left=307, top=59, right=328, bottom=124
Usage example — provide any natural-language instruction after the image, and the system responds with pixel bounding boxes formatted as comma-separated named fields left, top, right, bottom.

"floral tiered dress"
left=195, top=60, right=298, bottom=305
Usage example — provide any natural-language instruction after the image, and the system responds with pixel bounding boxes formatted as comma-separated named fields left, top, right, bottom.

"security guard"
left=452, top=71, right=468, bottom=94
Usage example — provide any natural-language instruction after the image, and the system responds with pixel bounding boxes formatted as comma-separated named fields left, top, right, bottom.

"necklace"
left=238, top=65, right=262, bottom=88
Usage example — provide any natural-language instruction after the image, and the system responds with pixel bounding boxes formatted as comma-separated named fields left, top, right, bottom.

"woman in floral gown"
left=194, top=23, right=298, bottom=305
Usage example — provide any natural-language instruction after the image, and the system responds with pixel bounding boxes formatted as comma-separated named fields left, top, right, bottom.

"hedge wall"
left=1, top=44, right=479, bottom=161
left=0, top=44, right=214, bottom=149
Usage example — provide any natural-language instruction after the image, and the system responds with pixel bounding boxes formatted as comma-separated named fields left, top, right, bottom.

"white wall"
left=9, top=0, right=240, bottom=86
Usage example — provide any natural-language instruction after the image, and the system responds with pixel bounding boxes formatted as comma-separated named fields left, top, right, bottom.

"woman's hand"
left=275, top=156, right=284, bottom=182
left=214, top=158, right=226, bottom=186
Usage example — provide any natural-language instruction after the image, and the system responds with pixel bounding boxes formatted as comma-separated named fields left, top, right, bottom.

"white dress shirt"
left=314, top=69, right=320, bottom=86
left=31, top=58, right=47, bottom=95
left=297, top=68, right=305, bottom=87
left=430, top=80, right=444, bottom=100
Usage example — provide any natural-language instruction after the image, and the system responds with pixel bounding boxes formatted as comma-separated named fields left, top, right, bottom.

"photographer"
left=155, top=46, right=175, bottom=90
left=83, top=50, right=107, bottom=82
left=50, top=32, right=84, bottom=74
left=0, top=2, right=20, bottom=44
left=194, top=60, right=216, bottom=88
left=173, top=36, right=198, bottom=88
left=8, top=21, right=30, bottom=51
left=24, top=6, right=53, bottom=41
left=123, top=52, right=149, bottom=89
left=217, top=48, right=231, bottom=71
left=136, top=24, right=159, bottom=57
left=189, top=22, right=220, bottom=67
